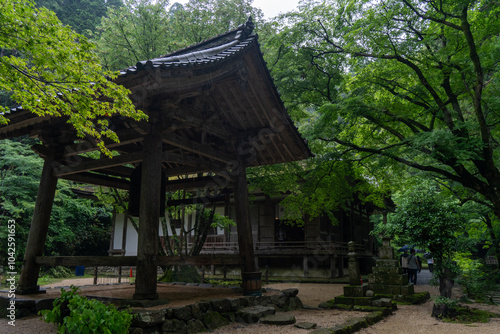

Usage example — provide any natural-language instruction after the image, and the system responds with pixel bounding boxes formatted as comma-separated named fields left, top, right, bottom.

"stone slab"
left=343, top=283, right=369, bottom=297
left=260, top=313, right=296, bottom=325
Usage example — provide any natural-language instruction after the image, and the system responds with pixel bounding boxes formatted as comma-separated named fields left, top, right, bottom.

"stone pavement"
left=415, top=268, right=433, bottom=285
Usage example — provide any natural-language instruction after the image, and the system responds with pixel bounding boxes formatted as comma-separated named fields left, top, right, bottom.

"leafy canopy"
left=0, top=0, right=146, bottom=155
left=265, top=0, right=500, bottom=222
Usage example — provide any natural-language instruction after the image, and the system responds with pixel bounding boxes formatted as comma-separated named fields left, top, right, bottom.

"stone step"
left=260, top=313, right=296, bottom=325
left=236, top=305, right=275, bottom=323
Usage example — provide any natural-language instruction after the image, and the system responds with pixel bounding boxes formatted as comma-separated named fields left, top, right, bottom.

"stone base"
left=369, top=283, right=414, bottom=296
left=369, top=273, right=408, bottom=285
left=343, top=283, right=369, bottom=297
left=334, top=295, right=375, bottom=306
left=374, top=259, right=399, bottom=267
left=372, top=266, right=404, bottom=275
left=378, top=246, right=394, bottom=260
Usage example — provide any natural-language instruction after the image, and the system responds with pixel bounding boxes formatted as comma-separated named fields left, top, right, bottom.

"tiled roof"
left=119, top=17, right=256, bottom=76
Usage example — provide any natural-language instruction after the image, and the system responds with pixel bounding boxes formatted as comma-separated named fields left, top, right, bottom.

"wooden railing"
left=189, top=240, right=370, bottom=256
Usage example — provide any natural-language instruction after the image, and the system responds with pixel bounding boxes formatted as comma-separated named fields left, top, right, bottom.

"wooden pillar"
left=133, top=134, right=162, bottom=300
left=17, top=153, right=58, bottom=294
left=233, top=163, right=256, bottom=273
left=303, top=255, right=309, bottom=277
left=330, top=255, right=336, bottom=278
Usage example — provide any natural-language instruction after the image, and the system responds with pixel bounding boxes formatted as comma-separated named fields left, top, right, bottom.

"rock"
left=186, top=319, right=207, bottom=333
left=229, top=298, right=243, bottom=311
left=236, top=305, right=275, bottom=323
left=289, top=296, right=303, bottom=310
left=161, top=318, right=187, bottom=333
left=295, top=322, right=317, bottom=329
left=172, top=306, right=193, bottom=321
left=372, top=298, right=392, bottom=308
left=35, top=298, right=56, bottom=313
left=211, top=298, right=232, bottom=313
left=131, top=310, right=166, bottom=327
left=260, top=313, right=296, bottom=325
left=366, top=290, right=375, bottom=297
left=282, top=288, right=299, bottom=297
left=202, top=310, right=229, bottom=330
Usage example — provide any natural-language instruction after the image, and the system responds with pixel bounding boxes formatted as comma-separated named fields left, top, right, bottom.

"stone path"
left=415, top=268, right=433, bottom=285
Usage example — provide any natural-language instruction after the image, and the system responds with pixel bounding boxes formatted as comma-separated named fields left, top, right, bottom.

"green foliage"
left=46, top=266, right=72, bottom=279
left=0, top=139, right=113, bottom=264
left=40, top=285, right=132, bottom=333
left=209, top=211, right=236, bottom=230
left=93, top=0, right=264, bottom=71
left=1, top=0, right=146, bottom=155
left=170, top=0, right=264, bottom=45
left=35, top=0, right=123, bottom=34
left=265, top=0, right=500, bottom=226
left=433, top=296, right=459, bottom=308
left=382, top=179, right=467, bottom=260
left=208, top=279, right=241, bottom=287
left=455, top=253, right=500, bottom=302
left=249, top=156, right=389, bottom=225
left=93, top=0, right=176, bottom=70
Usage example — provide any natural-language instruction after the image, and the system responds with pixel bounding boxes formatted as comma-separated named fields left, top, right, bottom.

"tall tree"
left=383, top=179, right=469, bottom=297
left=266, top=0, right=500, bottom=222
left=169, top=0, right=264, bottom=45
left=93, top=0, right=176, bottom=70
left=35, top=0, right=123, bottom=34
left=0, top=0, right=145, bottom=155
left=93, top=0, right=265, bottom=71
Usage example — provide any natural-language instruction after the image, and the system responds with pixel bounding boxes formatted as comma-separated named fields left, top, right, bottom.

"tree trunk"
left=483, top=214, right=500, bottom=270
left=439, top=269, right=455, bottom=298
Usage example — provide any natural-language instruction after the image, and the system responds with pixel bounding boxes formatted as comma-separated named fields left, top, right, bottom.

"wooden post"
left=93, top=267, right=98, bottom=285
left=17, top=153, right=58, bottom=294
left=233, top=162, right=257, bottom=273
left=133, top=134, right=162, bottom=300
left=303, top=255, right=309, bottom=277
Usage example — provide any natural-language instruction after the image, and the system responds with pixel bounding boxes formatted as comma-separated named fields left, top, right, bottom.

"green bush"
left=433, top=296, right=459, bottom=308
left=455, top=254, right=498, bottom=302
left=46, top=266, right=72, bottom=279
left=40, top=285, right=132, bottom=333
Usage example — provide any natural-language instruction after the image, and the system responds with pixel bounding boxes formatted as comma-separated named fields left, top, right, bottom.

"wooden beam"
left=59, top=172, right=130, bottom=190
left=233, top=161, right=257, bottom=273
left=53, top=152, right=143, bottom=177
left=167, top=194, right=227, bottom=206
left=35, top=255, right=243, bottom=267
left=61, top=128, right=144, bottom=157
left=170, top=114, right=230, bottom=140
left=165, top=175, right=231, bottom=192
left=134, top=134, right=162, bottom=300
left=162, top=133, right=233, bottom=163
left=17, top=152, right=59, bottom=294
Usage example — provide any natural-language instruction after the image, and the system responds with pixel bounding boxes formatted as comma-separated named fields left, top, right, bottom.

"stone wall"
left=129, top=288, right=302, bottom=333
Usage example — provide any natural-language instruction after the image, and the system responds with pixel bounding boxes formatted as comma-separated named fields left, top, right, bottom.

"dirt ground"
left=1, top=278, right=499, bottom=333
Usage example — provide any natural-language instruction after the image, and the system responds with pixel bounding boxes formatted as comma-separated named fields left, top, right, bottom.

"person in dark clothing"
left=407, top=248, right=421, bottom=284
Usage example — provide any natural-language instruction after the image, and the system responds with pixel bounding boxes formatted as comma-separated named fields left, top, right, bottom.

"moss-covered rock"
left=202, top=310, right=229, bottom=330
